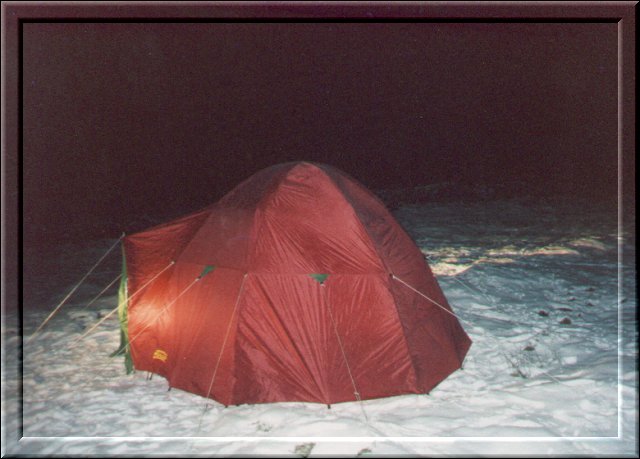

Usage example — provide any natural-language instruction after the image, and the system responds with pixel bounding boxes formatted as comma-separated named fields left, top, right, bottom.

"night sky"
left=22, top=21, right=621, bottom=245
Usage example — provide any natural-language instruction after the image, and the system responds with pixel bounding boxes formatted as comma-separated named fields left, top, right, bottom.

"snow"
left=3, top=198, right=637, bottom=456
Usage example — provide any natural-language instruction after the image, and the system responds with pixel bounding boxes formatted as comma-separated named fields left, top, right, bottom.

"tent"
left=117, top=161, right=471, bottom=406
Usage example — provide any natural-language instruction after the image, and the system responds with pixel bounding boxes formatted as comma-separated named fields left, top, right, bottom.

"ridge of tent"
left=300, top=163, right=390, bottom=274
left=311, top=164, right=422, bottom=389
left=225, top=162, right=327, bottom=404
left=173, top=163, right=298, bottom=270
left=320, top=169, right=469, bottom=389
left=176, top=162, right=309, bottom=403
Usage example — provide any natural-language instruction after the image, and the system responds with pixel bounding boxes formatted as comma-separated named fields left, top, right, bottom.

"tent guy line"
left=116, top=273, right=202, bottom=353
left=322, top=281, right=371, bottom=423
left=26, top=233, right=125, bottom=344
left=198, top=273, right=248, bottom=433
left=56, top=249, right=466, bottom=354
left=70, top=260, right=175, bottom=347
left=32, top=163, right=577, bottom=410
left=76, top=272, right=123, bottom=314
left=31, top=244, right=566, bottom=428
left=450, top=272, right=497, bottom=310
left=32, top=237, right=565, bottom=394
left=65, top=249, right=572, bottom=401
left=60, top=265, right=206, bottom=394
left=29, top=163, right=493, bottom=408
left=53, top=256, right=512, bottom=347
left=204, top=273, right=247, bottom=402
left=115, top=162, right=471, bottom=405
left=392, top=273, right=571, bottom=386
left=392, top=274, right=462, bottom=323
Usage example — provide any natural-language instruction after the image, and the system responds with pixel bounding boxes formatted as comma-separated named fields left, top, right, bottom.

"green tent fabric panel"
left=114, top=245, right=134, bottom=374
left=199, top=264, right=216, bottom=279
left=308, top=273, right=329, bottom=284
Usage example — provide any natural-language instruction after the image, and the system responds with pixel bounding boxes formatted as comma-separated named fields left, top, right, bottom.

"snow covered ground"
left=3, top=198, right=637, bottom=456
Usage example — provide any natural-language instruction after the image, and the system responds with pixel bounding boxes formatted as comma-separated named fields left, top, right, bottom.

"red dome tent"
left=117, top=162, right=471, bottom=405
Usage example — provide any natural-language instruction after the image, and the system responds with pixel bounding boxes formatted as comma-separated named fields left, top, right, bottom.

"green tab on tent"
left=199, top=265, right=216, bottom=279
left=114, top=245, right=134, bottom=374
left=309, top=273, right=329, bottom=284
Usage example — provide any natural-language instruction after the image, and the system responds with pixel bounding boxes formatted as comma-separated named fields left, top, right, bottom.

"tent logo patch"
left=153, top=349, right=168, bottom=362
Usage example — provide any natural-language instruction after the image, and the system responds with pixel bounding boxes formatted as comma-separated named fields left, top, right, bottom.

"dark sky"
left=22, top=21, right=620, bottom=244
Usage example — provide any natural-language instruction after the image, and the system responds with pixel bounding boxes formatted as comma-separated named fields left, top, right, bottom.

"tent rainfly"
left=117, top=161, right=471, bottom=406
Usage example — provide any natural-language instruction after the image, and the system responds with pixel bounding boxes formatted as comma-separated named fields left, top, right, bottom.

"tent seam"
left=319, top=166, right=422, bottom=391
